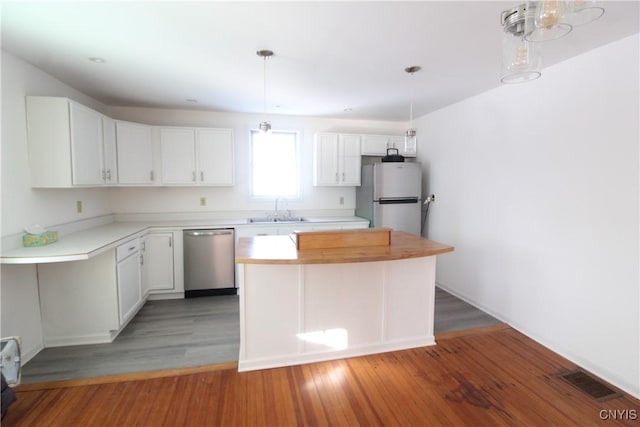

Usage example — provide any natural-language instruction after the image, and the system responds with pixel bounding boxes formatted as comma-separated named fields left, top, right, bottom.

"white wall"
left=107, top=106, right=404, bottom=217
left=417, top=35, right=639, bottom=397
left=0, top=51, right=113, bottom=360
left=1, top=51, right=113, bottom=236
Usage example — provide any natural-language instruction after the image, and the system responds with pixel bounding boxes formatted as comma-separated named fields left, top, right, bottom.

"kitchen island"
left=235, top=229, right=454, bottom=372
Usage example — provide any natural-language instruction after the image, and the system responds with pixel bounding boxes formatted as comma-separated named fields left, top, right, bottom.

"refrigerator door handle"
left=378, top=197, right=419, bottom=205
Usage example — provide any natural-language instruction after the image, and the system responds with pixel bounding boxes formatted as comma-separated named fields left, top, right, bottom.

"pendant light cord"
left=263, top=56, right=267, bottom=120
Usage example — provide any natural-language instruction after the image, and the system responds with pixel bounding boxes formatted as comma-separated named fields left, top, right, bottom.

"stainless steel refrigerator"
left=356, top=162, right=422, bottom=235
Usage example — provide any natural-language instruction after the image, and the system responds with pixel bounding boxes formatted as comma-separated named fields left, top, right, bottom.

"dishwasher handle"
left=185, top=229, right=234, bottom=237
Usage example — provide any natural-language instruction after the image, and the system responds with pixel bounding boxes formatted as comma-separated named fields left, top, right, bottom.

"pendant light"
left=525, top=1, right=572, bottom=42
left=257, top=49, right=273, bottom=133
left=500, top=4, right=542, bottom=84
left=404, top=66, right=420, bottom=155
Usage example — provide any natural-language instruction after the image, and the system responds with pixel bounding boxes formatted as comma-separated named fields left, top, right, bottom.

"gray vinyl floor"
left=20, top=288, right=501, bottom=384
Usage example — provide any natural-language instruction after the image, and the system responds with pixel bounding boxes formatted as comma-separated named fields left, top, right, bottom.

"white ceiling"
left=1, top=1, right=638, bottom=121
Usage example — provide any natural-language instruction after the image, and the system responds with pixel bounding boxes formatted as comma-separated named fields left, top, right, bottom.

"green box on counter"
left=23, top=231, right=58, bottom=247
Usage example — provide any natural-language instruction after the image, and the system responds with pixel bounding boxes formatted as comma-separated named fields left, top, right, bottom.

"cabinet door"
left=361, top=135, right=416, bottom=157
left=140, top=236, right=150, bottom=298
left=313, top=133, right=339, bottom=186
left=197, top=129, right=234, bottom=185
left=339, top=134, right=361, bottom=186
left=117, top=251, right=142, bottom=325
left=69, top=102, right=104, bottom=185
left=160, top=128, right=196, bottom=185
left=144, top=233, right=175, bottom=291
left=116, top=121, right=154, bottom=184
left=102, top=116, right=118, bottom=184
left=361, top=135, right=390, bottom=156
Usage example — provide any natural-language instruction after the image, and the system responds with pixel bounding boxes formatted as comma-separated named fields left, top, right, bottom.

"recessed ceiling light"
left=343, top=108, right=353, bottom=112
left=186, top=99, right=198, bottom=103
left=88, top=57, right=105, bottom=63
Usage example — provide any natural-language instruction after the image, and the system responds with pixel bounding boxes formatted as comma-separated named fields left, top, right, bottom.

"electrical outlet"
left=200, top=197, right=206, bottom=206
left=339, top=196, right=344, bottom=205
left=76, top=200, right=82, bottom=213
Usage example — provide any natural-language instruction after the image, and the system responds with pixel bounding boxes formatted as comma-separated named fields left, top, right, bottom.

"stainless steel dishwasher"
left=183, top=228, right=235, bottom=297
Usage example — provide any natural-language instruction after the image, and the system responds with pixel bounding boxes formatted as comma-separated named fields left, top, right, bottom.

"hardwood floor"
left=6, top=326, right=639, bottom=426
left=21, top=288, right=501, bottom=384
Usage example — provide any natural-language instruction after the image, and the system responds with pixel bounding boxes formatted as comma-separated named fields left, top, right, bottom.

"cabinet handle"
left=102, top=169, right=106, bottom=181
left=200, top=171, right=204, bottom=182
left=140, top=254, right=144, bottom=266
left=335, top=172, right=339, bottom=182
left=192, top=171, right=196, bottom=182
left=150, top=170, right=154, bottom=181
left=107, top=169, right=112, bottom=181
left=342, top=172, right=346, bottom=181
left=128, top=246, right=136, bottom=251
left=169, top=237, right=172, bottom=248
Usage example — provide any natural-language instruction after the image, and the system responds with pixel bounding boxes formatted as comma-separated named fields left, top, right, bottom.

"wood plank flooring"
left=6, top=326, right=639, bottom=426
left=20, top=295, right=240, bottom=383
left=21, top=288, right=501, bottom=384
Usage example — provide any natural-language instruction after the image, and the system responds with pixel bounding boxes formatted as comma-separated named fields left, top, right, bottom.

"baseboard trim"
left=238, top=336, right=436, bottom=372
left=43, top=332, right=116, bottom=348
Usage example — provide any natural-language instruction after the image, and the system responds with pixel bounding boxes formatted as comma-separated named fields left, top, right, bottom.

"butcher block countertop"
left=235, top=230, right=454, bottom=265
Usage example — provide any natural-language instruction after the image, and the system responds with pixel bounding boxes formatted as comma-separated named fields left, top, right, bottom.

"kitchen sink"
left=248, top=217, right=307, bottom=223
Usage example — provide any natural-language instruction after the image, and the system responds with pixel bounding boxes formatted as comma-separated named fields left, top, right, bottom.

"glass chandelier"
left=500, top=4, right=542, bottom=83
left=500, top=1, right=605, bottom=84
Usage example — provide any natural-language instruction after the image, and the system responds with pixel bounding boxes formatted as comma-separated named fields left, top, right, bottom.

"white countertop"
left=0, top=217, right=368, bottom=264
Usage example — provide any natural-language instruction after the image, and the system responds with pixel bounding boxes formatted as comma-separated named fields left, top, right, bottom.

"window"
left=250, top=130, right=299, bottom=198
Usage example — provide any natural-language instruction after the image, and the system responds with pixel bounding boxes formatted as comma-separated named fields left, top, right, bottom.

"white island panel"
left=241, top=264, right=300, bottom=360
left=384, top=256, right=435, bottom=342
left=238, top=256, right=438, bottom=372
left=304, top=262, right=384, bottom=352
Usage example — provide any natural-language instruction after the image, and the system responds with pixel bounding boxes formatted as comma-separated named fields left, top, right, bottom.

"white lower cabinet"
left=37, top=237, right=145, bottom=347
left=142, top=232, right=175, bottom=292
left=116, top=239, right=142, bottom=325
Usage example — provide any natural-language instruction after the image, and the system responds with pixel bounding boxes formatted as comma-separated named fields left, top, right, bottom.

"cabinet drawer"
left=116, top=238, right=140, bottom=262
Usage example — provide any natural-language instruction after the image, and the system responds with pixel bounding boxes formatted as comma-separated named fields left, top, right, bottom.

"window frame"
left=249, top=128, right=301, bottom=201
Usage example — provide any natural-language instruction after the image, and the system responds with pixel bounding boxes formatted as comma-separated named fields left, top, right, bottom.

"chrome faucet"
left=274, top=197, right=285, bottom=218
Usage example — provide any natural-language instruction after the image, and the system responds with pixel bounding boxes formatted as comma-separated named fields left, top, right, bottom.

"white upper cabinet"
left=69, top=102, right=104, bottom=185
left=197, top=128, right=234, bottom=186
left=159, top=127, right=234, bottom=186
left=116, top=121, right=154, bottom=185
left=102, top=116, right=118, bottom=184
left=314, top=133, right=361, bottom=186
left=361, top=134, right=416, bottom=157
left=160, top=128, right=196, bottom=184
left=26, top=96, right=112, bottom=187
